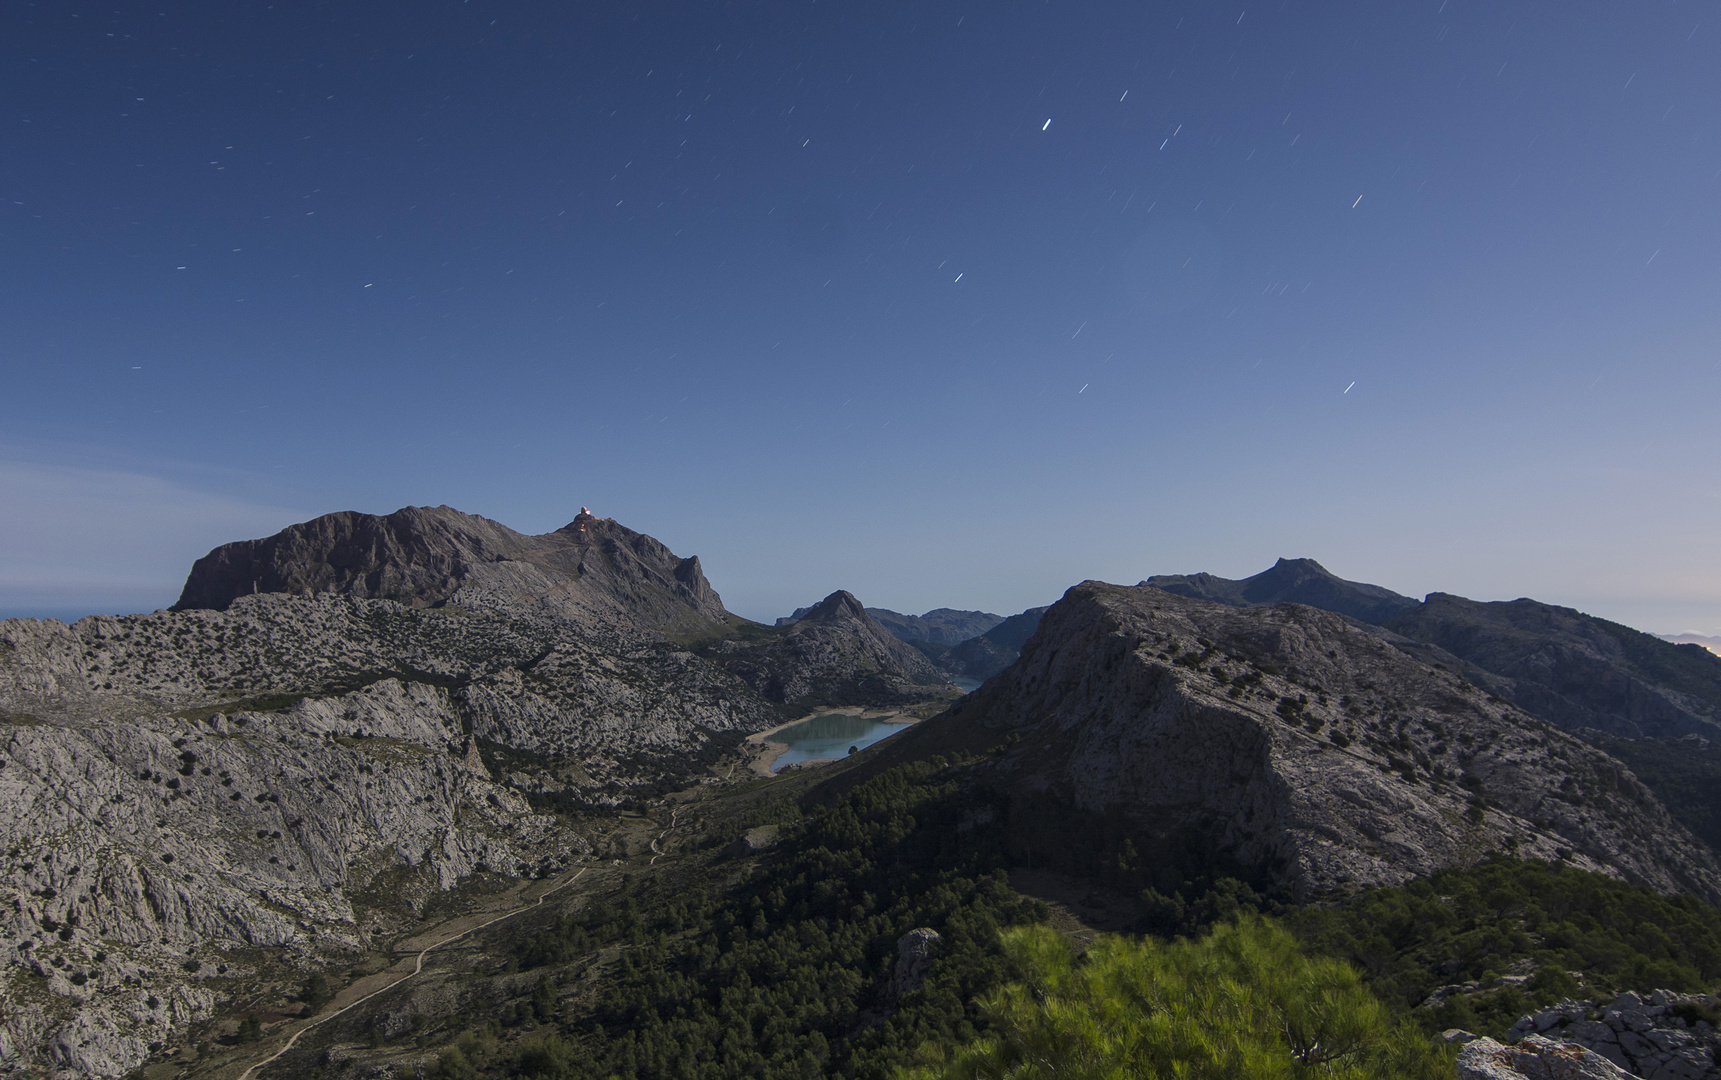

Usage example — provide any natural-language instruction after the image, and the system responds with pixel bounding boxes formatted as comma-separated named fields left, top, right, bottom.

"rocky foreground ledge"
left=1451, top=990, right=1721, bottom=1080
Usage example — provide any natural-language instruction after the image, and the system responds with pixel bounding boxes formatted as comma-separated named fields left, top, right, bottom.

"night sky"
left=3, top=1, right=1719, bottom=632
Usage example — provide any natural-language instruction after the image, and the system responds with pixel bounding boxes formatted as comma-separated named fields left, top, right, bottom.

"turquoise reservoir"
left=767, top=713, right=914, bottom=772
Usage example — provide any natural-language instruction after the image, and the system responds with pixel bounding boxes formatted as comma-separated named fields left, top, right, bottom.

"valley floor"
left=159, top=736, right=846, bottom=1080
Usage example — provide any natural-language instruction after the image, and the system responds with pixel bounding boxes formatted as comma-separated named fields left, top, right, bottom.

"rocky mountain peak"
left=709, top=589, right=953, bottom=702
left=173, top=505, right=728, bottom=635
left=1143, top=556, right=1420, bottom=625
left=792, top=590, right=871, bottom=627
left=1261, top=556, right=1336, bottom=581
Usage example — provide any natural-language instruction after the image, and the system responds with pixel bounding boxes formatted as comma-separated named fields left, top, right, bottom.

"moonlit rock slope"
left=0, top=506, right=965, bottom=1078
left=174, top=505, right=727, bottom=634
left=883, top=582, right=1721, bottom=903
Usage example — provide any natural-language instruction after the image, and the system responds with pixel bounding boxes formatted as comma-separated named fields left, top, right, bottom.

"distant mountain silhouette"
left=1142, top=557, right=1420, bottom=626
left=863, top=607, right=1005, bottom=645
left=777, top=605, right=1004, bottom=646
left=913, top=606, right=1051, bottom=682
left=1661, top=633, right=1721, bottom=657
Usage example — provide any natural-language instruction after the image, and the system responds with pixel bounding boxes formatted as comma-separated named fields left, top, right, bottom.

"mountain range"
left=781, top=605, right=1005, bottom=646
left=1143, top=557, right=1721, bottom=744
left=0, top=506, right=949, bottom=1075
left=7, top=511, right=1721, bottom=1080
left=1663, top=633, right=1721, bottom=656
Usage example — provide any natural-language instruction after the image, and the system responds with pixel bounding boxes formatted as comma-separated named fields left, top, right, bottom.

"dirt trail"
left=648, top=807, right=680, bottom=865
left=233, top=867, right=589, bottom=1080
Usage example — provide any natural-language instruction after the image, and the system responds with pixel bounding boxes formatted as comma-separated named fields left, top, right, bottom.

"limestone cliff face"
left=887, top=582, right=1721, bottom=904
left=174, top=506, right=727, bottom=635
left=0, top=672, right=574, bottom=1078
left=0, top=590, right=781, bottom=1079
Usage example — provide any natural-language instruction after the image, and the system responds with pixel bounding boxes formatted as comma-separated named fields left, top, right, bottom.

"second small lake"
left=767, top=713, right=914, bottom=772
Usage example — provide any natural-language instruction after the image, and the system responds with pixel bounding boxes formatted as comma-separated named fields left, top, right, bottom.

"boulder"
left=1459, top=1035, right=1636, bottom=1080
left=890, top=928, right=942, bottom=998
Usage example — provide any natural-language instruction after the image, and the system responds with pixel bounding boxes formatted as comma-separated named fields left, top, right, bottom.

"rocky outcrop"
left=874, top=583, right=1721, bottom=903
left=725, top=825, right=781, bottom=858
left=890, top=928, right=941, bottom=998
left=0, top=672, right=580, bottom=1079
left=174, top=506, right=728, bottom=635
left=0, top=508, right=969, bottom=1078
left=1494, top=992, right=1721, bottom=1079
left=1144, top=557, right=1421, bottom=626
left=719, top=592, right=950, bottom=705
left=1459, top=1034, right=1636, bottom=1080
left=0, top=593, right=776, bottom=759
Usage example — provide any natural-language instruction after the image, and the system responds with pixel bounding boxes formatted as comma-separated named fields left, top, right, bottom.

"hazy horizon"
left=1, top=497, right=1714, bottom=640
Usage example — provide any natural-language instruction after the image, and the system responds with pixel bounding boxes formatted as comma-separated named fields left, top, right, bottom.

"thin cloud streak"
left=0, top=459, right=304, bottom=616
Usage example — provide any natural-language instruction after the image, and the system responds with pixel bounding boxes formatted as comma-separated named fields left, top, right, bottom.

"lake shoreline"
left=745, top=706, right=918, bottom=776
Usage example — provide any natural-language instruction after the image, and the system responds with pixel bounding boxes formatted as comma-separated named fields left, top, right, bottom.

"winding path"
left=235, top=867, right=588, bottom=1080
left=647, top=807, right=680, bottom=866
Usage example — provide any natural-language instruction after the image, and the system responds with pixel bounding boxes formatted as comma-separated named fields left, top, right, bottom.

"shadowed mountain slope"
left=916, top=605, right=1051, bottom=681
left=865, top=582, right=1721, bottom=904
left=1383, top=593, right=1721, bottom=740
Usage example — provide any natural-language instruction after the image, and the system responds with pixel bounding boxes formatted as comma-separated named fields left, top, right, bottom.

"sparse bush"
left=434, top=1046, right=477, bottom=1080
left=301, top=971, right=331, bottom=1014
left=515, top=1035, right=578, bottom=1079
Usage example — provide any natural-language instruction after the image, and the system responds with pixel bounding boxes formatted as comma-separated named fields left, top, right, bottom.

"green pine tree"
left=903, top=916, right=1451, bottom=1080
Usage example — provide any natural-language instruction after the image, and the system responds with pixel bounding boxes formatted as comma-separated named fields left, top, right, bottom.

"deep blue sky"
left=3, top=0, right=1718, bottom=632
